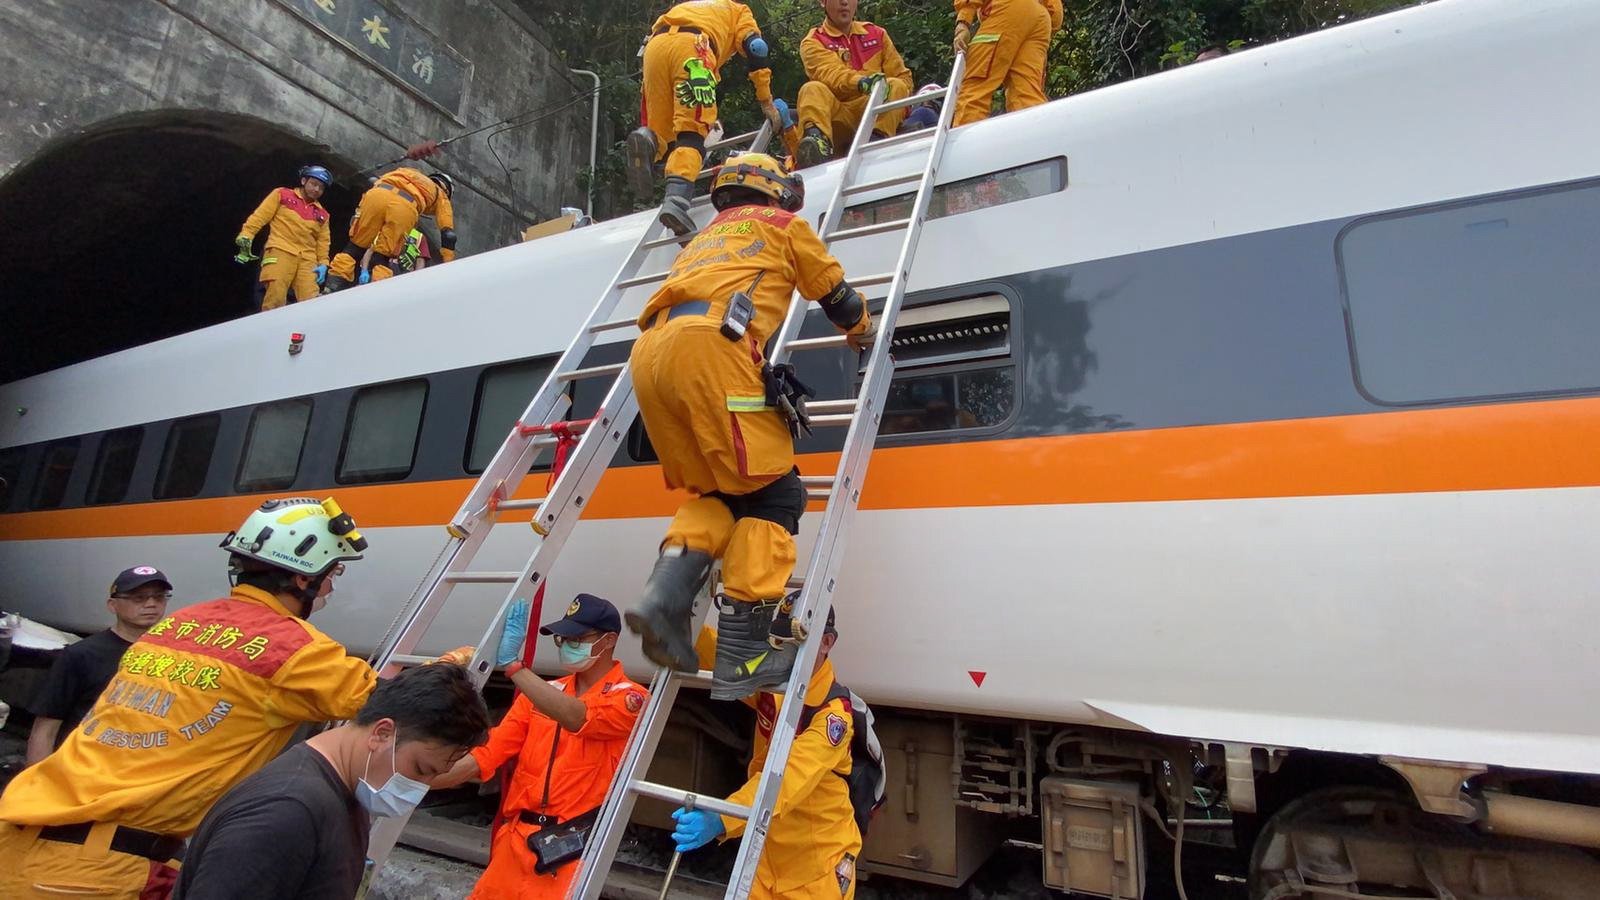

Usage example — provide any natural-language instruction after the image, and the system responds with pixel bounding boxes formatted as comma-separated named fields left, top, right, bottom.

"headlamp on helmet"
left=711, top=152, right=803, bottom=213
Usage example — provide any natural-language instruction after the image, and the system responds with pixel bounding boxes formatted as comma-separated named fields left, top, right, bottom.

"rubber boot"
left=711, top=597, right=797, bottom=701
left=657, top=176, right=697, bottom=236
left=795, top=126, right=833, bottom=169
left=625, top=127, right=659, bottom=199
left=624, top=546, right=711, bottom=672
left=321, top=272, right=353, bottom=294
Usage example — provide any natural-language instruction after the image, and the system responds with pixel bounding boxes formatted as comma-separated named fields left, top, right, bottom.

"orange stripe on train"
left=3, top=397, right=1600, bottom=542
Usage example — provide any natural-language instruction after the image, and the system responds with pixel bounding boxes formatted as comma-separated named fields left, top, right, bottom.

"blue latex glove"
left=357, top=268, right=372, bottom=285
left=314, top=264, right=328, bottom=285
left=772, top=97, right=795, bottom=130
left=670, top=807, right=724, bottom=853
left=496, top=598, right=531, bottom=667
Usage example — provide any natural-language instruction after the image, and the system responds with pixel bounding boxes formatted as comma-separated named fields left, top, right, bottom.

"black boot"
left=795, top=126, right=833, bottom=169
left=321, top=272, right=353, bottom=294
left=625, top=127, right=659, bottom=199
left=711, top=596, right=797, bottom=701
left=624, top=546, right=711, bottom=671
left=657, top=176, right=697, bottom=237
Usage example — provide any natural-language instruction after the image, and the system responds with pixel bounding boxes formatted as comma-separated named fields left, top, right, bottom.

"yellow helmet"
left=221, top=497, right=367, bottom=577
left=711, top=152, right=804, bottom=212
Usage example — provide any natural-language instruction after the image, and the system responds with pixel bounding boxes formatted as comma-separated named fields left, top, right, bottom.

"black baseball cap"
left=111, top=566, right=172, bottom=596
left=539, top=593, right=622, bottom=638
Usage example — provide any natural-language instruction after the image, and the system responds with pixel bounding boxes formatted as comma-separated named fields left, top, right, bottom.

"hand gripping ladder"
left=359, top=122, right=775, bottom=875
left=571, top=53, right=968, bottom=900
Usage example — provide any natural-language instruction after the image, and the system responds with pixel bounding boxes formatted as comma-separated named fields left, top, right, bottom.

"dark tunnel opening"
left=0, top=110, right=359, bottom=383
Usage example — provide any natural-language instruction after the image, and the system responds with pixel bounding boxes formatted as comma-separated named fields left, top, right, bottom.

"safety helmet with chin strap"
left=221, top=497, right=367, bottom=578
left=711, top=152, right=804, bottom=213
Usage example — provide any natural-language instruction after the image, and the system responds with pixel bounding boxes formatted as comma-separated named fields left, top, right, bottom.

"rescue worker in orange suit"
left=951, top=0, right=1053, bottom=126
left=0, top=497, right=378, bottom=900
left=625, top=0, right=784, bottom=236
left=234, top=165, right=332, bottom=311
left=625, top=152, right=872, bottom=700
left=323, top=167, right=456, bottom=292
left=671, top=609, right=861, bottom=898
left=433, top=594, right=647, bottom=900
left=794, top=0, right=915, bottom=168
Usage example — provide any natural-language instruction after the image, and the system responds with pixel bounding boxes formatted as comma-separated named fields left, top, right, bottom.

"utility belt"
left=519, top=807, right=599, bottom=874
left=375, top=182, right=419, bottom=205
left=651, top=23, right=715, bottom=51
left=37, top=822, right=185, bottom=863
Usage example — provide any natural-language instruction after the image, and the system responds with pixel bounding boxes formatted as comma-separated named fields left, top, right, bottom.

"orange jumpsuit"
left=630, top=204, right=868, bottom=604
left=798, top=20, right=914, bottom=149
left=238, top=187, right=331, bottom=310
left=642, top=0, right=775, bottom=181
left=466, top=661, right=647, bottom=900
left=0, top=585, right=376, bottom=900
left=953, top=0, right=1052, bottom=126
left=328, top=168, right=456, bottom=284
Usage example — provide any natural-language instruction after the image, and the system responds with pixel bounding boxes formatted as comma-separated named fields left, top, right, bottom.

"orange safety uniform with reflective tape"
left=238, top=187, right=331, bottom=310
left=695, top=630, right=860, bottom=899
left=798, top=20, right=914, bottom=147
left=953, top=0, right=1051, bottom=126
left=630, top=204, right=866, bottom=603
left=0, top=585, right=375, bottom=900
left=641, top=0, right=775, bottom=181
left=328, top=167, right=457, bottom=284
left=465, top=660, right=646, bottom=900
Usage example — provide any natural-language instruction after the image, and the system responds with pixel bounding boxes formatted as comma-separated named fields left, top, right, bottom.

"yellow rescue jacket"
left=237, top=187, right=331, bottom=264
left=800, top=19, right=914, bottom=102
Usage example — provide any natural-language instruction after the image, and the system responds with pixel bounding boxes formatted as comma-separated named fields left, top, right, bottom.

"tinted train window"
left=842, top=157, right=1066, bottom=229
left=0, top=447, right=23, bottom=511
left=87, top=426, right=143, bottom=505
left=31, top=439, right=79, bottom=510
left=156, top=414, right=220, bottom=499
left=876, top=295, right=1017, bottom=436
left=468, top=359, right=555, bottom=474
left=338, top=380, right=428, bottom=484
left=236, top=398, right=313, bottom=492
left=1339, top=182, right=1600, bottom=404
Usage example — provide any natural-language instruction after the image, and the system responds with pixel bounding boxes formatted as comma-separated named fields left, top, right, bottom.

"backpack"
left=798, top=680, right=887, bottom=837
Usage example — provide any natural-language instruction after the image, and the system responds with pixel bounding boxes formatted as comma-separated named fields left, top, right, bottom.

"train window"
left=876, top=294, right=1017, bottom=436
left=841, top=157, right=1066, bottom=229
left=1339, top=181, right=1600, bottom=405
left=155, top=414, right=220, bottom=500
left=31, top=439, right=80, bottom=510
left=467, top=358, right=556, bottom=474
left=235, top=398, right=313, bottom=492
left=338, top=380, right=428, bottom=484
left=0, top=447, right=23, bottom=510
left=87, top=426, right=143, bottom=505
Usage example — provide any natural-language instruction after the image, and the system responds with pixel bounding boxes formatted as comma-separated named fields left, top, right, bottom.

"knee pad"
left=721, top=468, right=805, bottom=535
left=674, top=131, right=706, bottom=154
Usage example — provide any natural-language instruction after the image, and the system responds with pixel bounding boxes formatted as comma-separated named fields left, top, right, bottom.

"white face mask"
left=355, top=739, right=429, bottom=818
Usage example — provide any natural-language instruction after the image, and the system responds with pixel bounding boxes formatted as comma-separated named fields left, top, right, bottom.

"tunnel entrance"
left=0, top=110, right=359, bottom=383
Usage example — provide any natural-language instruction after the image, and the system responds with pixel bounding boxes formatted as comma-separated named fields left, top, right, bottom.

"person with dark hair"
left=0, top=497, right=378, bottom=900
left=172, top=663, right=490, bottom=900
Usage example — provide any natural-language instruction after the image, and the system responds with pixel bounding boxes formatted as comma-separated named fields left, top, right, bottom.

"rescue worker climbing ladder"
left=234, top=165, right=333, bottom=310
left=324, top=167, right=456, bottom=292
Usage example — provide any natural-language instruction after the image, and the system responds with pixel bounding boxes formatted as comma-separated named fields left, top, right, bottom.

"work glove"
left=358, top=268, right=372, bottom=285
left=771, top=98, right=795, bottom=131
left=760, top=100, right=783, bottom=138
left=857, top=73, right=886, bottom=96
left=496, top=598, right=531, bottom=667
left=845, top=313, right=877, bottom=354
left=954, top=21, right=972, bottom=55
left=670, top=807, right=724, bottom=853
left=676, top=58, right=718, bottom=108
left=433, top=646, right=475, bottom=666
left=233, top=235, right=259, bottom=264
left=313, top=264, right=328, bottom=285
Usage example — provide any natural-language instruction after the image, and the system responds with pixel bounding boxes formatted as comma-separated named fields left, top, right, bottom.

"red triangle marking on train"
left=968, top=671, right=986, bottom=687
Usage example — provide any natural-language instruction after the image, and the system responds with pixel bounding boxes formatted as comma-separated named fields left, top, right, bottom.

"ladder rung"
left=785, top=334, right=850, bottom=352
left=558, top=362, right=626, bottom=382
left=807, top=488, right=831, bottom=501
left=866, top=127, right=935, bottom=153
left=827, top=218, right=912, bottom=242
left=589, top=317, right=638, bottom=334
left=643, top=231, right=692, bottom=251
left=677, top=669, right=715, bottom=689
left=806, top=399, right=857, bottom=415
left=850, top=271, right=896, bottom=289
left=630, top=780, right=752, bottom=820
left=798, top=476, right=833, bottom=486
left=787, top=576, right=805, bottom=590
left=844, top=171, right=922, bottom=196
left=495, top=497, right=545, bottom=511
left=444, top=571, right=523, bottom=584
left=706, top=128, right=764, bottom=152
left=875, top=88, right=947, bottom=114
left=389, top=654, right=433, bottom=667
left=807, top=413, right=854, bottom=427
left=617, top=270, right=671, bottom=290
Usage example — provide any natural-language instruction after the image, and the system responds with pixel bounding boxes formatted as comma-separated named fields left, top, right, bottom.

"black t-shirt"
left=175, top=743, right=372, bottom=900
left=30, top=629, right=132, bottom=742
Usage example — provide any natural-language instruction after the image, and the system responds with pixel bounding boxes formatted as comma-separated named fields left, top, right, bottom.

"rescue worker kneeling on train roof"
left=323, top=167, right=456, bottom=292
left=625, top=151, right=873, bottom=701
left=234, top=164, right=333, bottom=311
left=0, top=497, right=379, bottom=900
left=794, top=0, right=915, bottom=168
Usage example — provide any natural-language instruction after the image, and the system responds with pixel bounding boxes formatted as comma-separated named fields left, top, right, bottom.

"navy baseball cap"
left=111, top=566, right=172, bottom=596
left=539, top=593, right=621, bottom=638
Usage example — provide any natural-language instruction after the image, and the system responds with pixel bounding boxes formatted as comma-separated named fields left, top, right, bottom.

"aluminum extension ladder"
left=572, top=54, right=968, bottom=900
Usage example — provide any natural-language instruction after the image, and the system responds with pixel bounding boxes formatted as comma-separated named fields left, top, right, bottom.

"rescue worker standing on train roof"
left=234, top=165, right=333, bottom=311
left=624, top=152, right=872, bottom=700
left=951, top=0, right=1055, bottom=126
left=0, top=497, right=378, bottom=900
left=672, top=609, right=861, bottom=899
left=624, top=0, right=785, bottom=236
left=794, top=0, right=915, bottom=168
left=323, top=167, right=456, bottom=292
left=432, top=594, right=647, bottom=900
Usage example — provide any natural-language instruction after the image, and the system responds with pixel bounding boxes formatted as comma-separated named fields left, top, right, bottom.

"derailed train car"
left=3, top=0, right=1599, bottom=894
